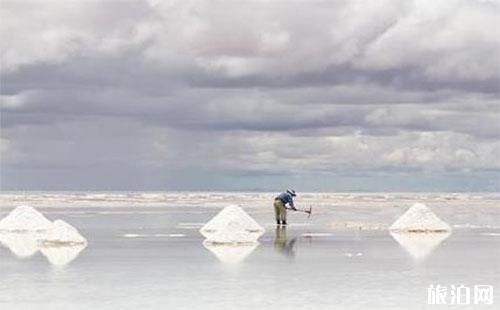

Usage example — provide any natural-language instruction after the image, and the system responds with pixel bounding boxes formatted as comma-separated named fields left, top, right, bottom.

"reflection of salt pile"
left=0, top=205, right=53, bottom=232
left=203, top=243, right=258, bottom=263
left=200, top=205, right=265, bottom=244
left=391, top=231, right=450, bottom=260
left=0, top=233, right=40, bottom=258
left=389, top=203, right=451, bottom=232
left=40, top=244, right=87, bottom=266
left=0, top=206, right=87, bottom=265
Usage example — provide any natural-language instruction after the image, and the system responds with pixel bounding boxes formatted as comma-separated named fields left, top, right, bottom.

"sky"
left=0, top=0, right=499, bottom=192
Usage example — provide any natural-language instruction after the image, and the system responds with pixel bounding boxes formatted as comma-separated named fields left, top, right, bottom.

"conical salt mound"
left=200, top=205, right=265, bottom=244
left=390, top=203, right=451, bottom=232
left=38, top=220, right=87, bottom=246
left=0, top=206, right=53, bottom=232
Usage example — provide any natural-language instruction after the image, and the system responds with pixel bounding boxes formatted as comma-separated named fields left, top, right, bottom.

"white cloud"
left=356, top=0, right=499, bottom=81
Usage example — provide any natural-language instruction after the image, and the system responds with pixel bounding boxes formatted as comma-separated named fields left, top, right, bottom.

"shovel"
left=286, top=205, right=313, bottom=218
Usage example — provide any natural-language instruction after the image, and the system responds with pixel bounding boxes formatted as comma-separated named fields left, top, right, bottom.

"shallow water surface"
left=1, top=205, right=499, bottom=310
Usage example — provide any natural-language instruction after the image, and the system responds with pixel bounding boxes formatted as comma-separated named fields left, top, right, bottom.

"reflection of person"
left=273, top=189, right=297, bottom=225
left=274, top=226, right=297, bottom=258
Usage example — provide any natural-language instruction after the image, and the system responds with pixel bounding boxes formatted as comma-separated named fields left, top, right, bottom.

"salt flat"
left=1, top=191, right=499, bottom=209
left=0, top=192, right=499, bottom=309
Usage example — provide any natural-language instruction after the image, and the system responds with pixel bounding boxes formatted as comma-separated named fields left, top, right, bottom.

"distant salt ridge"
left=390, top=203, right=451, bottom=232
left=2, top=192, right=498, bottom=209
left=0, top=206, right=53, bottom=232
left=200, top=205, right=265, bottom=244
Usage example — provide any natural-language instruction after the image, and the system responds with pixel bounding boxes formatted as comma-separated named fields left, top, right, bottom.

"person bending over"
left=273, top=189, right=297, bottom=225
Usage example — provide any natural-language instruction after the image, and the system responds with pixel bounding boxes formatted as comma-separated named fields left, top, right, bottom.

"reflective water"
left=1, top=206, right=499, bottom=310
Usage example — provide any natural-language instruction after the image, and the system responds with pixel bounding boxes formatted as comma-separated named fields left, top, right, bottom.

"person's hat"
left=286, top=189, right=296, bottom=196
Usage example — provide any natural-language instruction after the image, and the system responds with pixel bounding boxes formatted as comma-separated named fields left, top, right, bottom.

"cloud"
left=1, top=0, right=499, bottom=190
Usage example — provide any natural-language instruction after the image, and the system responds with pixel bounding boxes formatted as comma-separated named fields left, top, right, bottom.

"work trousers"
left=274, top=199, right=287, bottom=222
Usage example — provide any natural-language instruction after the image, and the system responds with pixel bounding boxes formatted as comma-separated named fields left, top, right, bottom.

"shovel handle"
left=286, top=207, right=311, bottom=214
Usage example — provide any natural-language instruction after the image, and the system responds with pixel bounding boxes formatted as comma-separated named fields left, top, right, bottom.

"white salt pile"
left=0, top=206, right=53, bottom=232
left=38, top=220, right=87, bottom=246
left=200, top=205, right=265, bottom=244
left=0, top=206, right=87, bottom=265
left=389, top=203, right=451, bottom=232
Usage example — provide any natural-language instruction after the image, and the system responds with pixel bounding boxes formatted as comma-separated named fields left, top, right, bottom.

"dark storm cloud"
left=1, top=0, right=499, bottom=190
